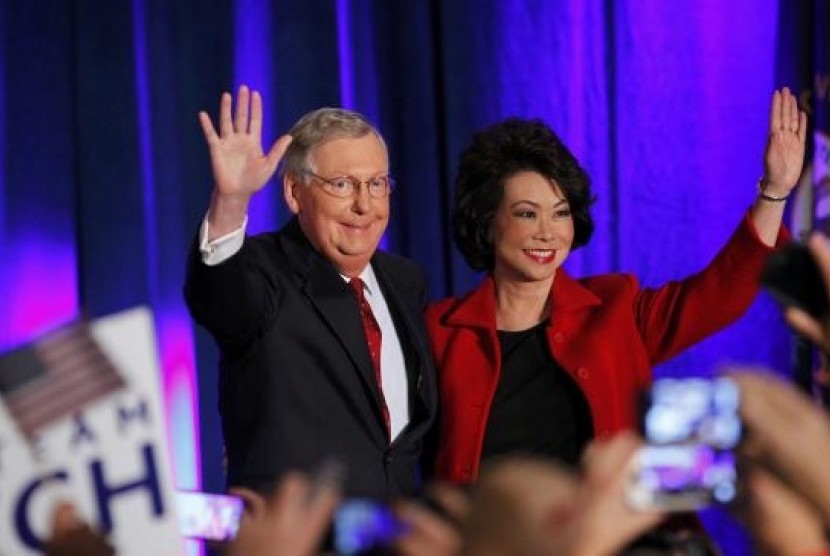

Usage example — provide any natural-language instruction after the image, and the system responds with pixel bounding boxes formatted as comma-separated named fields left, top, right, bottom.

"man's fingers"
left=249, top=90, right=263, bottom=138
left=199, top=112, right=219, bottom=146
left=219, top=92, right=233, bottom=137
left=265, top=134, right=294, bottom=170
left=234, top=85, right=250, bottom=134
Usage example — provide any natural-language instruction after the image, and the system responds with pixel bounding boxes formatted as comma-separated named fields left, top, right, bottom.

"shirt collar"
left=340, top=265, right=380, bottom=298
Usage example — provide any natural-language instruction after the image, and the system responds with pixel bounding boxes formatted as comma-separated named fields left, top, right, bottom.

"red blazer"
left=425, top=213, right=786, bottom=484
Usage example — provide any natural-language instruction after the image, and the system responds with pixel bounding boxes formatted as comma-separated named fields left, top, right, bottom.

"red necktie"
left=349, top=277, right=391, bottom=441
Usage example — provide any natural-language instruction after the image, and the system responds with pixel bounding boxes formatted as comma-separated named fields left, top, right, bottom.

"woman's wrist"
left=757, top=177, right=790, bottom=203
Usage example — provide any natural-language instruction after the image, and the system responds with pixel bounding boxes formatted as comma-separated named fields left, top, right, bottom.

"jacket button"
left=553, top=332, right=565, bottom=343
left=385, top=452, right=394, bottom=464
left=577, top=367, right=589, bottom=380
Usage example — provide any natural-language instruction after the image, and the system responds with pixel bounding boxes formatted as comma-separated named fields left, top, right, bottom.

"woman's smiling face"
left=491, top=170, right=574, bottom=284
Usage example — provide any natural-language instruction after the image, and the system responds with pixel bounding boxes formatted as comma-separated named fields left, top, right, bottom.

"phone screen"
left=333, top=499, right=408, bottom=554
left=175, top=490, right=244, bottom=541
left=626, top=377, right=741, bottom=511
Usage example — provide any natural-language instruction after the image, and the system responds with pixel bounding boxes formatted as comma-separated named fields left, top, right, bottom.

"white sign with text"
left=0, top=307, right=183, bottom=555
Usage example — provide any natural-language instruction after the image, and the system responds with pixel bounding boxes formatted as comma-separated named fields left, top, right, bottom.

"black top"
left=481, top=321, right=593, bottom=467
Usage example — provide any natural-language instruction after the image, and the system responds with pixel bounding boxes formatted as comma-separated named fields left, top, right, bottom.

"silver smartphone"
left=626, top=377, right=741, bottom=511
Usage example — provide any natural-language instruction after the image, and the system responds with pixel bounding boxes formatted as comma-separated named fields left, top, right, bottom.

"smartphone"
left=760, top=242, right=829, bottom=319
left=333, top=499, right=409, bottom=554
left=175, top=490, right=244, bottom=541
left=626, top=377, right=741, bottom=511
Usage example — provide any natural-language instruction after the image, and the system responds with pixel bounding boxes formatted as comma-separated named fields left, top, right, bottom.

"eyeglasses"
left=304, top=170, right=394, bottom=199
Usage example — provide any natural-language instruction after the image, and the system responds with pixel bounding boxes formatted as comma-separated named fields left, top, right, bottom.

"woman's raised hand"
left=762, top=87, right=807, bottom=197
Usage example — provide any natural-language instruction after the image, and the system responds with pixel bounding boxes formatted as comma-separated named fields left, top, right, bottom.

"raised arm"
left=199, top=85, right=293, bottom=239
left=750, top=87, right=808, bottom=246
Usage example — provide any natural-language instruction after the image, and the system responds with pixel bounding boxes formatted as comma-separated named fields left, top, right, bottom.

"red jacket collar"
left=445, top=269, right=602, bottom=329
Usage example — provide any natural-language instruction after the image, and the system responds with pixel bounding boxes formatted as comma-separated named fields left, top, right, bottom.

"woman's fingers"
left=769, top=89, right=782, bottom=133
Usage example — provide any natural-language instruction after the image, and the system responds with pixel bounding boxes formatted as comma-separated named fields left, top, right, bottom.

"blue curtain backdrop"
left=1, top=1, right=824, bottom=553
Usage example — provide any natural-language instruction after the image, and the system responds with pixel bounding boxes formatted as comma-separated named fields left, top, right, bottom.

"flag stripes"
left=0, top=321, right=126, bottom=439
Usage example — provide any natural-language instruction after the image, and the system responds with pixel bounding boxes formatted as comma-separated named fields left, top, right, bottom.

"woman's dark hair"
left=453, top=118, right=596, bottom=271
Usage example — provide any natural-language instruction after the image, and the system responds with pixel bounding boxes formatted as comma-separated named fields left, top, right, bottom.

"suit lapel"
left=372, top=255, right=437, bottom=438
left=278, top=219, right=436, bottom=444
left=280, top=220, right=387, bottom=420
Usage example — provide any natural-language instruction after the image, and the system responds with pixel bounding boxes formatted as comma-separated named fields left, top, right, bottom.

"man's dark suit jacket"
left=184, top=218, right=437, bottom=500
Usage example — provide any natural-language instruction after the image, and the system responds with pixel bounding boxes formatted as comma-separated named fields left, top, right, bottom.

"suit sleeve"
left=633, top=211, right=789, bottom=364
left=183, top=234, right=279, bottom=349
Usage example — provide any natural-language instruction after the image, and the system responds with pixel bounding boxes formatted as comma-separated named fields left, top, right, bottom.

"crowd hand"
left=43, top=502, right=115, bottom=556
left=560, top=433, right=665, bottom=556
left=761, top=86, right=807, bottom=197
left=785, top=232, right=830, bottom=353
left=393, top=483, right=469, bottom=556
left=460, top=435, right=663, bottom=556
left=459, top=456, right=580, bottom=556
left=730, top=369, right=830, bottom=525
left=739, top=466, right=830, bottom=555
left=226, top=471, right=340, bottom=556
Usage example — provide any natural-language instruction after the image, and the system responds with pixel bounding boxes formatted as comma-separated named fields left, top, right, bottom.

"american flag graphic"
left=0, top=320, right=126, bottom=440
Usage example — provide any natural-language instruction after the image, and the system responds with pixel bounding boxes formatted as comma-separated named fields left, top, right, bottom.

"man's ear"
left=283, top=173, right=301, bottom=215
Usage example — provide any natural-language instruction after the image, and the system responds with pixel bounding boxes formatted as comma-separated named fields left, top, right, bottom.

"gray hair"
left=279, top=107, right=386, bottom=183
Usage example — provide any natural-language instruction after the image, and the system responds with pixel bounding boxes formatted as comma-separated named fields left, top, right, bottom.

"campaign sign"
left=0, top=307, right=183, bottom=554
